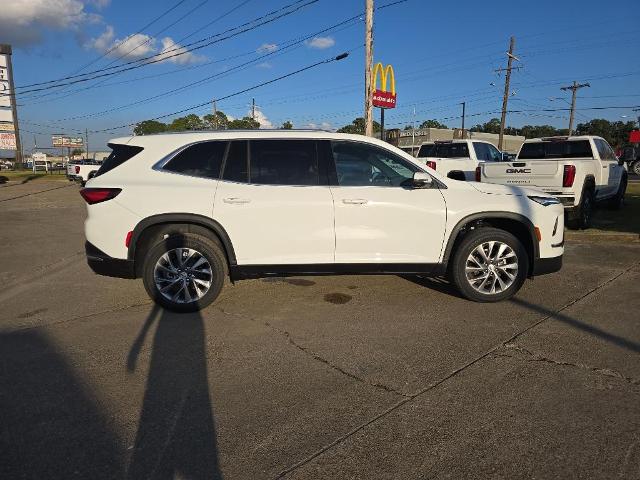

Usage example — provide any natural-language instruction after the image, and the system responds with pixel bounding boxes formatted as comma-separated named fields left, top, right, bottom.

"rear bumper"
left=85, top=241, right=135, bottom=279
left=533, top=254, right=563, bottom=276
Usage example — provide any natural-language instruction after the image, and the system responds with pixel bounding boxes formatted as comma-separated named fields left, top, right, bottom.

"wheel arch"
left=442, top=212, right=539, bottom=276
left=128, top=213, right=236, bottom=277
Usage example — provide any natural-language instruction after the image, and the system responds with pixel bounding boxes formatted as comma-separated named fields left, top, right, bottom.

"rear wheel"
left=142, top=233, right=226, bottom=312
left=450, top=228, right=529, bottom=302
left=566, top=188, right=593, bottom=230
left=632, top=161, right=640, bottom=176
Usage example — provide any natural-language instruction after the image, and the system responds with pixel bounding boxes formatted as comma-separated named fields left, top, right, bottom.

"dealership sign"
left=52, top=135, right=84, bottom=147
left=372, top=62, right=396, bottom=109
left=0, top=132, right=16, bottom=149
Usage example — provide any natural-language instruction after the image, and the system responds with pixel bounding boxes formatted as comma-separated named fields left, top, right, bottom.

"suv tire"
left=142, top=233, right=226, bottom=312
left=450, top=227, right=528, bottom=302
left=632, top=161, right=640, bottom=176
left=567, top=187, right=594, bottom=230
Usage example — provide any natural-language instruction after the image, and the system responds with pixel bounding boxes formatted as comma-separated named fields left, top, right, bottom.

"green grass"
left=0, top=170, right=68, bottom=184
left=585, top=182, right=640, bottom=237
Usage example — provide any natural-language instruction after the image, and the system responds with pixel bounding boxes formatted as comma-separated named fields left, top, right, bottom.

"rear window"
left=417, top=144, right=434, bottom=157
left=518, top=140, right=593, bottom=159
left=249, top=140, right=319, bottom=186
left=429, top=143, right=469, bottom=158
left=95, top=143, right=144, bottom=177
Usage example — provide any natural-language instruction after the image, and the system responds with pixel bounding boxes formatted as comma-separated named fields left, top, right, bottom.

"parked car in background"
left=480, top=136, right=628, bottom=229
left=81, top=130, right=564, bottom=312
left=620, top=144, right=640, bottom=175
left=67, top=159, right=102, bottom=185
left=417, top=139, right=505, bottom=181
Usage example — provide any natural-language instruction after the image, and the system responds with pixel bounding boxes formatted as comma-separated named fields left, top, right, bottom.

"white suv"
left=81, top=131, right=564, bottom=312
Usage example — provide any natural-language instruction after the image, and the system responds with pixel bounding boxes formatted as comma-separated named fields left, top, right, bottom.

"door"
left=213, top=139, right=334, bottom=265
left=593, top=138, right=618, bottom=198
left=329, top=140, right=447, bottom=264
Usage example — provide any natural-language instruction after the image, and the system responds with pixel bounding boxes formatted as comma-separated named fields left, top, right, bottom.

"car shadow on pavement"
left=399, top=274, right=465, bottom=299
left=0, top=330, right=124, bottom=479
left=511, top=297, right=640, bottom=353
left=126, top=304, right=223, bottom=479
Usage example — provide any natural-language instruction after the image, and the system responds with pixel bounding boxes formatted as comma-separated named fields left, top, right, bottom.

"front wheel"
left=632, top=161, right=640, bottom=176
left=450, top=228, right=529, bottom=302
left=142, top=233, right=226, bottom=312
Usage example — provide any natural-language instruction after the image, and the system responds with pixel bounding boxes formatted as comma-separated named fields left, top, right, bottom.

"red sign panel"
left=372, top=89, right=397, bottom=109
left=629, top=130, right=640, bottom=143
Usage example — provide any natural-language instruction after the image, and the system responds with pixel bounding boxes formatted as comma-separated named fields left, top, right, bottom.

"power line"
left=87, top=51, right=351, bottom=133
left=11, top=0, right=319, bottom=92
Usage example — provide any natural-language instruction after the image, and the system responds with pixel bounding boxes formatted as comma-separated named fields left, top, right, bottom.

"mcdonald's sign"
left=372, top=62, right=396, bottom=109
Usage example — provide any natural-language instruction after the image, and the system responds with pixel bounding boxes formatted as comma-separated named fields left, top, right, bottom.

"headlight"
left=528, top=195, right=561, bottom=206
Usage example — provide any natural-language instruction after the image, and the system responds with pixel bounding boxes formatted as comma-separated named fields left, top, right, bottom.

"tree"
left=419, top=119, right=448, bottom=129
left=337, top=117, right=381, bottom=135
left=168, top=114, right=204, bottom=132
left=575, top=119, right=637, bottom=148
left=282, top=121, right=293, bottom=129
left=203, top=111, right=229, bottom=130
left=470, top=118, right=501, bottom=134
left=71, top=148, right=84, bottom=156
left=134, top=119, right=167, bottom=136
left=228, top=116, right=260, bottom=129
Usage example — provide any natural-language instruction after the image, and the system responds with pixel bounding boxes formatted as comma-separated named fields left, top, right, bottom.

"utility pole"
left=85, top=128, right=89, bottom=159
left=364, top=0, right=374, bottom=137
left=212, top=99, right=218, bottom=129
left=496, top=36, right=519, bottom=150
left=460, top=101, right=466, bottom=134
left=561, top=81, right=590, bottom=135
left=633, top=107, right=640, bottom=128
left=251, top=98, right=256, bottom=121
left=1, top=44, right=23, bottom=166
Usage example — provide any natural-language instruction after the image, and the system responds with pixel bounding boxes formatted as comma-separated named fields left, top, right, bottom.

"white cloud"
left=0, top=0, right=101, bottom=47
left=257, top=43, right=278, bottom=53
left=156, top=37, right=206, bottom=65
left=256, top=62, right=272, bottom=69
left=86, top=27, right=205, bottom=64
left=252, top=107, right=273, bottom=129
left=305, top=36, right=335, bottom=49
left=302, top=122, right=333, bottom=131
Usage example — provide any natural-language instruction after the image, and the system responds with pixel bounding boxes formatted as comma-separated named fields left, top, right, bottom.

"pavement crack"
left=264, top=321, right=411, bottom=398
left=502, top=342, right=640, bottom=386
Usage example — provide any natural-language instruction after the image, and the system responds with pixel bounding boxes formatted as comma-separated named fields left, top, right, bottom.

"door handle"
left=223, top=197, right=251, bottom=204
left=342, top=198, right=368, bottom=205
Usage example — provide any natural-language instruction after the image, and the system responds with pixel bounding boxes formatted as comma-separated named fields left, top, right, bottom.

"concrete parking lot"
left=1, top=180, right=639, bottom=479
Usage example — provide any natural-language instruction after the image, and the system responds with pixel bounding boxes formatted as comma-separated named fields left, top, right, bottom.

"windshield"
left=427, top=143, right=469, bottom=158
left=518, top=140, right=593, bottom=159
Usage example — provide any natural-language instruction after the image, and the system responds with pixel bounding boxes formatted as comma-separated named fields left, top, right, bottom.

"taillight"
left=563, top=165, right=576, bottom=187
left=475, top=166, right=481, bottom=182
left=79, top=188, right=121, bottom=205
left=75, top=165, right=80, bottom=174
left=426, top=160, right=436, bottom=170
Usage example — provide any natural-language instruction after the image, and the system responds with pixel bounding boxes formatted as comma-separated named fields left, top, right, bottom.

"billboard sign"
left=52, top=135, right=84, bottom=148
left=0, top=132, right=16, bottom=149
left=372, top=62, right=397, bottom=109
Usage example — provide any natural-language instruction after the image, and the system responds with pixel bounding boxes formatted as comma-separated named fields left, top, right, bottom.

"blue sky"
left=3, top=0, right=640, bottom=152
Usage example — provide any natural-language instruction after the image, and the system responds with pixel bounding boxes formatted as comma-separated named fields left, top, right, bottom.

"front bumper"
left=533, top=254, right=563, bottom=276
left=85, top=241, right=135, bottom=279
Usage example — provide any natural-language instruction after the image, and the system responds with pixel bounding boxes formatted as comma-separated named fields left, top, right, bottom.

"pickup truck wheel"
left=632, top=161, right=640, bottom=176
left=567, top=188, right=593, bottom=230
left=607, top=175, right=627, bottom=210
left=142, top=233, right=226, bottom=313
left=450, top=228, right=528, bottom=302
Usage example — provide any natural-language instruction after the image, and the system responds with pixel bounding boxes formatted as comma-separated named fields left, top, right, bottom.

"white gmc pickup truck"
left=67, top=160, right=102, bottom=186
left=417, top=139, right=505, bottom=181
left=481, top=136, right=628, bottom=229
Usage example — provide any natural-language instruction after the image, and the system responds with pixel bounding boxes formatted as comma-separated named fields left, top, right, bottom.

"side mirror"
left=412, top=171, right=433, bottom=188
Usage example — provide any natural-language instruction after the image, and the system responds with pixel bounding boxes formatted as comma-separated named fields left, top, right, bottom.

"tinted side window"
left=432, top=143, right=469, bottom=158
left=249, top=140, right=319, bottom=186
left=222, top=140, right=248, bottom=182
left=486, top=144, right=503, bottom=162
left=331, top=141, right=419, bottom=187
left=164, top=141, right=227, bottom=179
left=473, top=142, right=489, bottom=161
left=417, top=143, right=434, bottom=157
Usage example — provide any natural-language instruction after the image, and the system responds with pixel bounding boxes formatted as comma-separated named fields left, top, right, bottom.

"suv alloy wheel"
left=142, top=233, right=226, bottom=312
left=450, top=228, right=528, bottom=302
